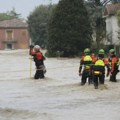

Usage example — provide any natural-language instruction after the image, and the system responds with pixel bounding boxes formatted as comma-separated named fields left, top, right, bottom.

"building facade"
left=0, top=19, right=30, bottom=50
left=103, top=3, right=120, bottom=55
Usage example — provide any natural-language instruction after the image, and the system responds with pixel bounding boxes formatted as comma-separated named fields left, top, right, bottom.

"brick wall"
left=0, top=29, right=5, bottom=49
left=14, top=28, right=30, bottom=49
left=0, top=28, right=30, bottom=50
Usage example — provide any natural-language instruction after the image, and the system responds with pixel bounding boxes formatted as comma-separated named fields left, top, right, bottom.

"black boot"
left=80, top=82, right=85, bottom=86
left=94, top=85, right=98, bottom=89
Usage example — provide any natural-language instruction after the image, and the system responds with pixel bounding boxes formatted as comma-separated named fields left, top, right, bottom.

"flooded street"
left=0, top=50, right=120, bottom=120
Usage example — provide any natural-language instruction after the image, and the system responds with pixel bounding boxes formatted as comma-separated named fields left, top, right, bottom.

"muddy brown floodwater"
left=0, top=50, right=120, bottom=120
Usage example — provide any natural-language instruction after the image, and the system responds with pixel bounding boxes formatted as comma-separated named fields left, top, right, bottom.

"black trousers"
left=34, top=70, right=44, bottom=79
left=34, top=66, right=44, bottom=79
left=110, top=71, right=118, bottom=82
left=93, top=74, right=105, bottom=87
left=81, top=70, right=92, bottom=84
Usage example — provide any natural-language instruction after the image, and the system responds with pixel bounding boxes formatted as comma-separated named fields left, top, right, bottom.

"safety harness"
left=94, top=59, right=105, bottom=75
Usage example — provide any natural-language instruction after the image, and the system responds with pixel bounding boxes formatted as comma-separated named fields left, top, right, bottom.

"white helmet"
left=34, top=45, right=41, bottom=51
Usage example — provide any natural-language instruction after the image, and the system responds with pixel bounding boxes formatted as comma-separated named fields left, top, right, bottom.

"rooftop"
left=0, top=18, right=28, bottom=28
left=104, top=3, right=120, bottom=16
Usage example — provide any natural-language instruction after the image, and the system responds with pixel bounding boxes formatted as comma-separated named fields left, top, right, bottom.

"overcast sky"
left=0, top=0, right=59, bottom=19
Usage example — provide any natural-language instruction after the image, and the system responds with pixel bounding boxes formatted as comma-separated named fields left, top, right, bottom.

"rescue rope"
left=0, top=57, right=119, bottom=75
left=0, top=62, right=119, bottom=74
left=0, top=65, right=78, bottom=74
left=79, top=61, right=120, bottom=66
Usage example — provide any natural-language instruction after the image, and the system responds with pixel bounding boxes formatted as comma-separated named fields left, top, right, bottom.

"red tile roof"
left=104, top=3, right=120, bottom=16
left=0, top=18, right=28, bottom=28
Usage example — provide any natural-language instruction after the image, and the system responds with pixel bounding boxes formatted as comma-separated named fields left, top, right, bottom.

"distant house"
left=0, top=18, right=30, bottom=50
left=103, top=3, right=120, bottom=55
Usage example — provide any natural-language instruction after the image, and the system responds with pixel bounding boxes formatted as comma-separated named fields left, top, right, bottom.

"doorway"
left=6, top=43, right=13, bottom=49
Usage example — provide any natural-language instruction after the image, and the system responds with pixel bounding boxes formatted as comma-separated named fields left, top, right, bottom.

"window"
left=6, top=30, right=13, bottom=40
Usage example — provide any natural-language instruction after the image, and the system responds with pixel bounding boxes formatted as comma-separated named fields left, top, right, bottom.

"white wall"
left=106, top=16, right=120, bottom=45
